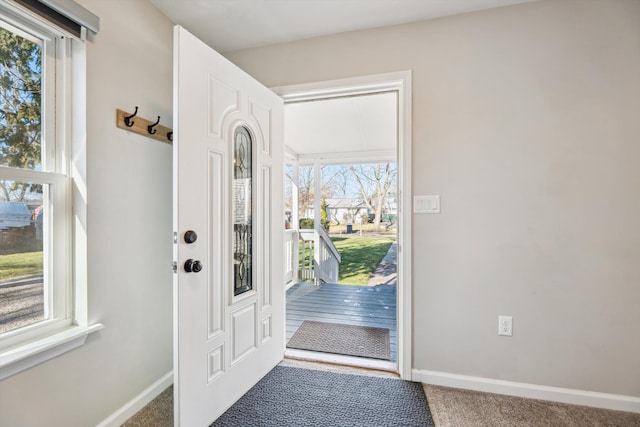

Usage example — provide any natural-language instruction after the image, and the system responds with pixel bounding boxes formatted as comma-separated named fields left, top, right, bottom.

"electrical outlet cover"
left=498, top=315, right=513, bottom=336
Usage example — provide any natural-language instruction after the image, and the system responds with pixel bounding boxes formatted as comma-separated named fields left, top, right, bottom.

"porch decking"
left=286, top=282, right=397, bottom=363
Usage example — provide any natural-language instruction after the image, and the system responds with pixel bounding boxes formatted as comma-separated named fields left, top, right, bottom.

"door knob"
left=184, top=230, right=198, bottom=244
left=184, top=259, right=203, bottom=273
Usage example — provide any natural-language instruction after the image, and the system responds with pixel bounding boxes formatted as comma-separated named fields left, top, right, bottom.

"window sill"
left=0, top=323, right=103, bottom=381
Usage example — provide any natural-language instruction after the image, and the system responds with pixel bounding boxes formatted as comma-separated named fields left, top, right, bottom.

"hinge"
left=172, top=261, right=178, bottom=274
left=173, top=232, right=178, bottom=244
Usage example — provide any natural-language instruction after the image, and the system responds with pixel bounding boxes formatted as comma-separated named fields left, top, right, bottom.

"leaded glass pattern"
left=233, top=126, right=252, bottom=296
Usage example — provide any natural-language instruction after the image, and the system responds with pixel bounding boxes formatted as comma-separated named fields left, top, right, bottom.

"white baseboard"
left=96, top=371, right=173, bottom=427
left=413, top=369, right=640, bottom=414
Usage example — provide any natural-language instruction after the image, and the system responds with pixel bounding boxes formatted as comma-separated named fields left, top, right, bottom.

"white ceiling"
left=150, top=0, right=535, bottom=53
left=284, top=92, right=397, bottom=161
left=151, top=0, right=533, bottom=159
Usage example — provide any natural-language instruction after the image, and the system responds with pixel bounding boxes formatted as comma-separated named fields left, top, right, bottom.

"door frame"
left=272, top=70, right=413, bottom=380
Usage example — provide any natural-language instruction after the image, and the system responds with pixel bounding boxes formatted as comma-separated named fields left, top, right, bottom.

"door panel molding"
left=250, top=101, right=272, bottom=156
left=207, top=345, right=224, bottom=383
left=207, top=150, right=225, bottom=340
left=208, top=76, right=240, bottom=136
left=231, top=303, right=257, bottom=363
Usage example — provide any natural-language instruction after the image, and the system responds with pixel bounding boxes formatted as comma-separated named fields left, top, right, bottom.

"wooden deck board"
left=286, top=303, right=396, bottom=314
left=286, top=282, right=397, bottom=363
left=286, top=313, right=397, bottom=328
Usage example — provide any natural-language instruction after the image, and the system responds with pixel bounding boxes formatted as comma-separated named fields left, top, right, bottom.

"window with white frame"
left=0, top=1, right=98, bottom=378
left=0, top=7, right=71, bottom=345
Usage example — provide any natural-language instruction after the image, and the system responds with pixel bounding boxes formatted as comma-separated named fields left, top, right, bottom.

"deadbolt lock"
left=184, top=230, right=198, bottom=244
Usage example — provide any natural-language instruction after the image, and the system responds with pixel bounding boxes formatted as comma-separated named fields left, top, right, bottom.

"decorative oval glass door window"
left=233, top=126, right=253, bottom=296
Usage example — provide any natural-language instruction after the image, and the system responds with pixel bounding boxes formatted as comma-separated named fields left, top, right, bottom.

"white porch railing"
left=295, top=228, right=341, bottom=285
left=284, top=229, right=298, bottom=286
left=315, top=227, right=341, bottom=284
left=298, top=230, right=315, bottom=282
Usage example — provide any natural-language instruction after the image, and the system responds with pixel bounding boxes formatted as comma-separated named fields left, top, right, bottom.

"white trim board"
left=413, top=369, right=640, bottom=414
left=0, top=324, right=103, bottom=381
left=285, top=349, right=396, bottom=373
left=96, top=371, right=173, bottom=427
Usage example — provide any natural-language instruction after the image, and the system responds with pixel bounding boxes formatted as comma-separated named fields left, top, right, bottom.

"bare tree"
left=284, top=163, right=396, bottom=229
left=325, top=166, right=351, bottom=198
left=349, top=163, right=397, bottom=230
left=297, top=165, right=314, bottom=219
left=284, top=165, right=340, bottom=222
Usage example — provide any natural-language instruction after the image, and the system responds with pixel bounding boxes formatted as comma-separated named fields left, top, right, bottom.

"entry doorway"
left=273, top=72, right=413, bottom=379
left=285, top=159, right=399, bottom=371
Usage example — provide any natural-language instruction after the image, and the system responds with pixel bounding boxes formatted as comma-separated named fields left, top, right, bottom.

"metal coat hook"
left=124, top=106, right=138, bottom=127
left=116, top=108, right=172, bottom=144
left=147, top=116, right=161, bottom=135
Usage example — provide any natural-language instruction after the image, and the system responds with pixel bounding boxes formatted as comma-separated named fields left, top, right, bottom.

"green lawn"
left=0, top=251, right=43, bottom=280
left=331, top=236, right=394, bottom=285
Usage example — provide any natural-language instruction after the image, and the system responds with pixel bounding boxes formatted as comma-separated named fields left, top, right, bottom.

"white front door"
left=173, top=26, right=284, bottom=426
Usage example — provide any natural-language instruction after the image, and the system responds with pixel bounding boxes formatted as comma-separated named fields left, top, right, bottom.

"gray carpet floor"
left=122, top=386, right=173, bottom=427
left=424, top=384, right=640, bottom=427
left=124, top=362, right=640, bottom=427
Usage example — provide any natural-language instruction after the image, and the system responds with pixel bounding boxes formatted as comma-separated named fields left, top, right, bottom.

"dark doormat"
left=286, top=320, right=390, bottom=360
left=211, top=365, right=434, bottom=426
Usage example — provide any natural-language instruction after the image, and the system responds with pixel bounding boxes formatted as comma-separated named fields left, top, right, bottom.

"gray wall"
left=0, top=1, right=638, bottom=425
left=0, top=1, right=174, bottom=426
left=226, top=0, right=640, bottom=397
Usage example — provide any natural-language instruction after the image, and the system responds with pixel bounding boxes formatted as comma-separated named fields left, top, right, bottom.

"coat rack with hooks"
left=116, top=107, right=173, bottom=144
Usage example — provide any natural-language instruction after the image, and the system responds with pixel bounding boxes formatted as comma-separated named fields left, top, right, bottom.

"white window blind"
left=13, top=0, right=99, bottom=39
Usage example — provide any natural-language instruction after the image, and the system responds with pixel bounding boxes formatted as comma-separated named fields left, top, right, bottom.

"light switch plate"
left=414, top=195, right=440, bottom=214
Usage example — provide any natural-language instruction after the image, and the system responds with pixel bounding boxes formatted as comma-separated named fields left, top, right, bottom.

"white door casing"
left=173, top=26, right=284, bottom=426
left=273, top=71, right=412, bottom=379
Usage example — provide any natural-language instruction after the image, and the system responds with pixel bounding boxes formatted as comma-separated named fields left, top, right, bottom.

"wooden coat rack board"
left=116, top=107, right=173, bottom=144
